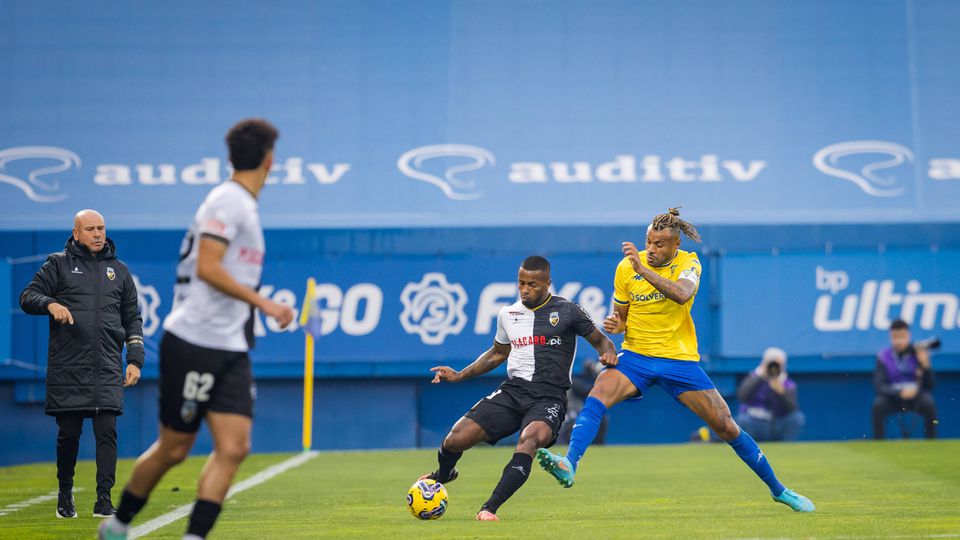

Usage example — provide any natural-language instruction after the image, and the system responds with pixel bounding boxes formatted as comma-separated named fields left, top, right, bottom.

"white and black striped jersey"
left=495, top=295, right=598, bottom=392
left=164, top=181, right=264, bottom=352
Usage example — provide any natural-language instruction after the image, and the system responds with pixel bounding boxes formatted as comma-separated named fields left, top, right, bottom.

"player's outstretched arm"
left=430, top=341, right=511, bottom=383
left=196, top=236, right=294, bottom=328
left=586, top=328, right=618, bottom=366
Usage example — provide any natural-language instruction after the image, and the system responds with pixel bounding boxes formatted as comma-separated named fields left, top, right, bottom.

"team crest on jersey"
left=105, top=267, right=116, bottom=281
left=549, top=311, right=559, bottom=326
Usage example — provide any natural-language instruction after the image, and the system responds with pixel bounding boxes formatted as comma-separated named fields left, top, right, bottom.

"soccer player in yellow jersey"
left=537, top=208, right=815, bottom=512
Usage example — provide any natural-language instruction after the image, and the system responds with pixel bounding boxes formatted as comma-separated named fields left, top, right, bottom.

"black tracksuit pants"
left=55, top=411, right=117, bottom=499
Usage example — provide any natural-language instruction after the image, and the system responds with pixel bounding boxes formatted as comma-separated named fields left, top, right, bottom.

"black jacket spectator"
left=20, top=237, right=144, bottom=415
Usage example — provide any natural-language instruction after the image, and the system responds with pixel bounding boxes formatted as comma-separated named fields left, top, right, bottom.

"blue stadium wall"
left=3, top=0, right=960, bottom=465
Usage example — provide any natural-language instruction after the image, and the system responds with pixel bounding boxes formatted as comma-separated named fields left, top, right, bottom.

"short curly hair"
left=225, top=118, right=279, bottom=171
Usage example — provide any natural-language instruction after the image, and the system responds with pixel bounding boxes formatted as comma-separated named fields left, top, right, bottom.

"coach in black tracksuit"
left=19, top=210, right=144, bottom=519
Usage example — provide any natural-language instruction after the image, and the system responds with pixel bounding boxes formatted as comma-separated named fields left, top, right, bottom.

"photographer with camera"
left=872, top=319, right=938, bottom=439
left=733, top=347, right=805, bottom=442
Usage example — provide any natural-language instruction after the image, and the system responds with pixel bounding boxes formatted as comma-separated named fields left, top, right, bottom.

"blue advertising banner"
left=720, top=250, right=960, bottom=357
left=1, top=0, right=959, bottom=229
left=125, top=252, right=711, bottom=366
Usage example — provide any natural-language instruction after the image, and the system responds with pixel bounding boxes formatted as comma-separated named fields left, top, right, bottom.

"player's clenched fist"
left=430, top=366, right=461, bottom=384
left=599, top=350, right=618, bottom=367
left=604, top=311, right=625, bottom=334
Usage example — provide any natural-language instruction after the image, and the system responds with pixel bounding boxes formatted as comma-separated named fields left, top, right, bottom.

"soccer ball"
left=406, top=479, right=448, bottom=520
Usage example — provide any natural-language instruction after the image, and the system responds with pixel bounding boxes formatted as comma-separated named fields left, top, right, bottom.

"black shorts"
left=464, top=380, right=567, bottom=446
left=159, top=331, right=255, bottom=433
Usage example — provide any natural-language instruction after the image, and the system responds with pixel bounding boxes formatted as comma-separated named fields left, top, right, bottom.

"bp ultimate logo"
left=813, top=266, right=959, bottom=331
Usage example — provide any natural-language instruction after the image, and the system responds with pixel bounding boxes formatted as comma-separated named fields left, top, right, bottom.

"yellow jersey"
left=612, top=249, right=701, bottom=361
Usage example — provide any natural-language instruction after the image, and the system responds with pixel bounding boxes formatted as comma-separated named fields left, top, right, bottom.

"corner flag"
left=300, top=277, right=324, bottom=338
left=299, top=277, right=320, bottom=451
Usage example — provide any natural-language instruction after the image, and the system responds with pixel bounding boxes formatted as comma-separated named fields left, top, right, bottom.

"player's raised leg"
left=478, top=420, right=553, bottom=521
left=98, top=427, right=197, bottom=539
left=537, top=368, right=637, bottom=487
left=678, top=388, right=814, bottom=512
left=184, top=412, right=251, bottom=539
left=421, top=416, right=488, bottom=484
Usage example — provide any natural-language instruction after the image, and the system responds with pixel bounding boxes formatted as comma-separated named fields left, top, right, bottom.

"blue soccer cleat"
left=772, top=488, right=815, bottom=512
left=536, top=448, right=575, bottom=488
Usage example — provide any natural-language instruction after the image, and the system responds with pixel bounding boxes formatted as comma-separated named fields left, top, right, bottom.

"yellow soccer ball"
left=406, top=479, right=449, bottom=520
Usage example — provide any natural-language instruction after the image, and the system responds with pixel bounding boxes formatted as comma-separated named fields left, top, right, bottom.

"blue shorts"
left=609, top=350, right=715, bottom=400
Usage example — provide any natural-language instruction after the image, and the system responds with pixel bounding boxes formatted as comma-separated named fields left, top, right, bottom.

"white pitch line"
left=130, top=451, right=318, bottom=539
left=0, top=487, right=85, bottom=517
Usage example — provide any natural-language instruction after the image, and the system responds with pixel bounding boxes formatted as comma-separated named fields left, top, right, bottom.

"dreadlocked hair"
left=650, top=207, right=703, bottom=243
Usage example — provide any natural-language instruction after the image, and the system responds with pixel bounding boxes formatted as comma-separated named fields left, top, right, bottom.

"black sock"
left=115, top=488, right=148, bottom=525
left=58, top=480, right=73, bottom=494
left=482, top=452, right=533, bottom=514
left=436, top=446, right=463, bottom=481
left=186, top=499, right=222, bottom=538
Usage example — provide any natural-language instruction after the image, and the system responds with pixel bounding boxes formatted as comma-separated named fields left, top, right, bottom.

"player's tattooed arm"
left=430, top=342, right=511, bottom=383
left=640, top=271, right=696, bottom=305
left=622, top=241, right=696, bottom=304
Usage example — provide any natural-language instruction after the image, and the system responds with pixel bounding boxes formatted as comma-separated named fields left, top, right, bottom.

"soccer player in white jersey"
left=424, top=256, right=617, bottom=521
left=100, top=119, right=294, bottom=540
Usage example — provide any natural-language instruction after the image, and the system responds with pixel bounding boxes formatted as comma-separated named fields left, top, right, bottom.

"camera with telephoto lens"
left=915, top=336, right=942, bottom=351
left=765, top=361, right=783, bottom=378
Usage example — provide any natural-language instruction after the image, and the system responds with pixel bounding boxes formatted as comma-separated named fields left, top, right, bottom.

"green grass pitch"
left=1, top=440, right=957, bottom=539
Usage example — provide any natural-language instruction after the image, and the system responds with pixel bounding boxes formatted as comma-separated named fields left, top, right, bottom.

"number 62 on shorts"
left=183, top=371, right=215, bottom=402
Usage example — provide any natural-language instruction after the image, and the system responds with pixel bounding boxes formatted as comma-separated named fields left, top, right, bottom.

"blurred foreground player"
left=100, top=119, right=295, bottom=539
left=424, top=256, right=617, bottom=521
left=536, top=208, right=815, bottom=513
